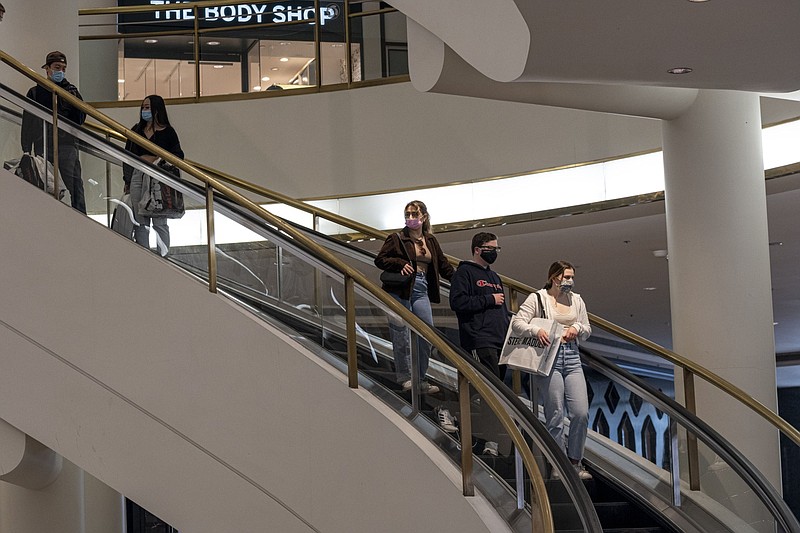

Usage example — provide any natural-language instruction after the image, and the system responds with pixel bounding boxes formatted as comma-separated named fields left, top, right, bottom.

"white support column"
left=0, top=460, right=86, bottom=533
left=662, top=90, right=780, bottom=523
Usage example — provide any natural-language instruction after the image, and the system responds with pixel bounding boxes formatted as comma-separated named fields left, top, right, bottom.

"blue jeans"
left=388, top=273, right=434, bottom=383
left=541, top=342, right=589, bottom=462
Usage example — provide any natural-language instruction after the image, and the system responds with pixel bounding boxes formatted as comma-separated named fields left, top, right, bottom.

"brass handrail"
left=197, top=161, right=800, bottom=452
left=80, top=120, right=800, bottom=450
left=191, top=164, right=800, bottom=448
left=0, top=49, right=558, bottom=533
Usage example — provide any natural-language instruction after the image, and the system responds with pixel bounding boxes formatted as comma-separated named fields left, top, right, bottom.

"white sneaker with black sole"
left=435, top=407, right=457, bottom=433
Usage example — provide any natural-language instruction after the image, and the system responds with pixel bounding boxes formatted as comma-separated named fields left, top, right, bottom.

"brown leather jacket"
left=374, top=228, right=455, bottom=302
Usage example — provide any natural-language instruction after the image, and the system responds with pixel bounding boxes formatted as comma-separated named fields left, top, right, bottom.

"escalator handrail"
left=186, top=150, right=800, bottom=452
left=0, top=49, right=572, bottom=533
left=580, top=346, right=800, bottom=533
left=203, top=190, right=604, bottom=531
left=82, top=119, right=800, bottom=451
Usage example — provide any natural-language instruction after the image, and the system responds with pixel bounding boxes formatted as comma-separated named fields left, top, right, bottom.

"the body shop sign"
left=118, top=0, right=343, bottom=34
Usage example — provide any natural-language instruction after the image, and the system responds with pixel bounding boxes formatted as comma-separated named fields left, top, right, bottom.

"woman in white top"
left=511, top=260, right=593, bottom=479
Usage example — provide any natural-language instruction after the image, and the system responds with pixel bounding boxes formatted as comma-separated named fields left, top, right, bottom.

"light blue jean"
left=541, top=342, right=589, bottom=462
left=388, top=273, right=434, bottom=383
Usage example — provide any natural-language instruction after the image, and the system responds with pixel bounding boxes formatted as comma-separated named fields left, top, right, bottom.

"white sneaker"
left=483, top=441, right=499, bottom=456
left=575, top=463, right=593, bottom=480
left=420, top=381, right=440, bottom=394
left=436, top=407, right=457, bottom=432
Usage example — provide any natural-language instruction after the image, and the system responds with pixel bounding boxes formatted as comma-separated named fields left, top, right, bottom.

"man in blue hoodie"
left=449, top=232, right=510, bottom=380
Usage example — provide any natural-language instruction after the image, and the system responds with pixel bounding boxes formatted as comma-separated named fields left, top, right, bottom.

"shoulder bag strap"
left=395, top=232, right=412, bottom=263
left=535, top=291, right=547, bottom=319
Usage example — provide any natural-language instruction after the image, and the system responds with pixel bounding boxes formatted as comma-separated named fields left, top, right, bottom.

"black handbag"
left=380, top=270, right=413, bottom=287
left=380, top=232, right=413, bottom=291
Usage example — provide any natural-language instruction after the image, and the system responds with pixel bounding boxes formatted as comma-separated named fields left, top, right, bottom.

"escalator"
left=1, top=49, right=798, bottom=533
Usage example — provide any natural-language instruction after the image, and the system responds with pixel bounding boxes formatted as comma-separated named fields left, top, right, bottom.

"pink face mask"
left=405, top=218, right=422, bottom=230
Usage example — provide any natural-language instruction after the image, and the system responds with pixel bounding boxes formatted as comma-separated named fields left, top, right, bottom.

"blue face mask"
left=50, top=71, right=65, bottom=83
left=559, top=279, right=574, bottom=293
left=141, top=110, right=153, bottom=122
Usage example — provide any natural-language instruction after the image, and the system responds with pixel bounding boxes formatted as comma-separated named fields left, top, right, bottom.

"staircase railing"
left=85, top=108, right=800, bottom=496
left=0, top=48, right=610, bottom=533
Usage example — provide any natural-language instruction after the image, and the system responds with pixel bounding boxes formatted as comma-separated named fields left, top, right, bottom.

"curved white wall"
left=0, top=172, right=509, bottom=533
left=99, top=83, right=666, bottom=199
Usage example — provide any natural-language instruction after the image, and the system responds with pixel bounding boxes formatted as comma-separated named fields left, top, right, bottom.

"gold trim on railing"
left=1, top=49, right=558, bottom=533
left=79, top=80, right=800, bottom=451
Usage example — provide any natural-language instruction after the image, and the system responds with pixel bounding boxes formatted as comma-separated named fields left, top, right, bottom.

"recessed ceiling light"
left=643, top=287, right=657, bottom=291
left=117, top=79, right=125, bottom=83
left=188, top=40, right=194, bottom=45
left=280, top=42, right=291, bottom=45
left=270, top=67, right=279, bottom=71
left=144, top=39, right=158, bottom=44
left=280, top=57, right=289, bottom=62
left=213, top=65, right=224, bottom=69
left=207, top=41, right=221, bottom=46
left=668, top=67, right=693, bottom=74
left=253, top=85, right=262, bottom=91
left=261, top=76, right=270, bottom=81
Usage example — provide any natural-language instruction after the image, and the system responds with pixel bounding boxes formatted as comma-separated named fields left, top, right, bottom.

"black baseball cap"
left=42, top=51, right=67, bottom=69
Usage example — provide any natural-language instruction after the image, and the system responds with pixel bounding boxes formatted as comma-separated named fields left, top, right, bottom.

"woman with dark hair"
left=511, top=260, right=593, bottom=479
left=375, top=200, right=455, bottom=398
left=123, top=95, right=184, bottom=256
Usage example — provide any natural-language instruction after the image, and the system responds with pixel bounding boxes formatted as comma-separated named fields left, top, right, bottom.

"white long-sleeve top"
left=511, top=289, right=592, bottom=341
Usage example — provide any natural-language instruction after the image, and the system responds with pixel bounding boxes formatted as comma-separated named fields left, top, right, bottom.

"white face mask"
left=558, top=279, right=574, bottom=293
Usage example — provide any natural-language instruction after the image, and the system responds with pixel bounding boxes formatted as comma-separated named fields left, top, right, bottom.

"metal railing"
left=84, top=118, right=800, bottom=486
left=0, top=48, right=611, bottom=533
left=79, top=0, right=408, bottom=104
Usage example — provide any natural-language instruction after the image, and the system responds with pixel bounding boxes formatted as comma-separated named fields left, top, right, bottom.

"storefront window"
left=80, top=0, right=407, bottom=102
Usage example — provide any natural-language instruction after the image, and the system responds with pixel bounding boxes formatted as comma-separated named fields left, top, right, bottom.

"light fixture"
left=144, top=39, right=158, bottom=44
left=117, top=79, right=125, bottom=83
left=207, top=41, right=221, bottom=46
left=213, top=65, right=224, bottom=69
left=261, top=76, right=270, bottom=81
left=270, top=67, right=279, bottom=71
left=652, top=249, right=668, bottom=258
left=253, top=85, right=262, bottom=91
left=280, top=42, right=291, bottom=45
left=643, top=287, right=657, bottom=291
left=280, top=57, right=289, bottom=62
left=668, top=67, right=693, bottom=74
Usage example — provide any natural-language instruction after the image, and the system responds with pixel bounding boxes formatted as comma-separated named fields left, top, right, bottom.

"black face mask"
left=479, top=249, right=498, bottom=265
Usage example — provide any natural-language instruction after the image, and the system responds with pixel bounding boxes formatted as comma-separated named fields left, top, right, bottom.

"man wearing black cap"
left=21, top=51, right=87, bottom=214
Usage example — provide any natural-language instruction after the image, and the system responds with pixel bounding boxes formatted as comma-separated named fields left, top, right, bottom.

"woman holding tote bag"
left=122, top=95, right=184, bottom=257
left=511, top=260, right=593, bottom=479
